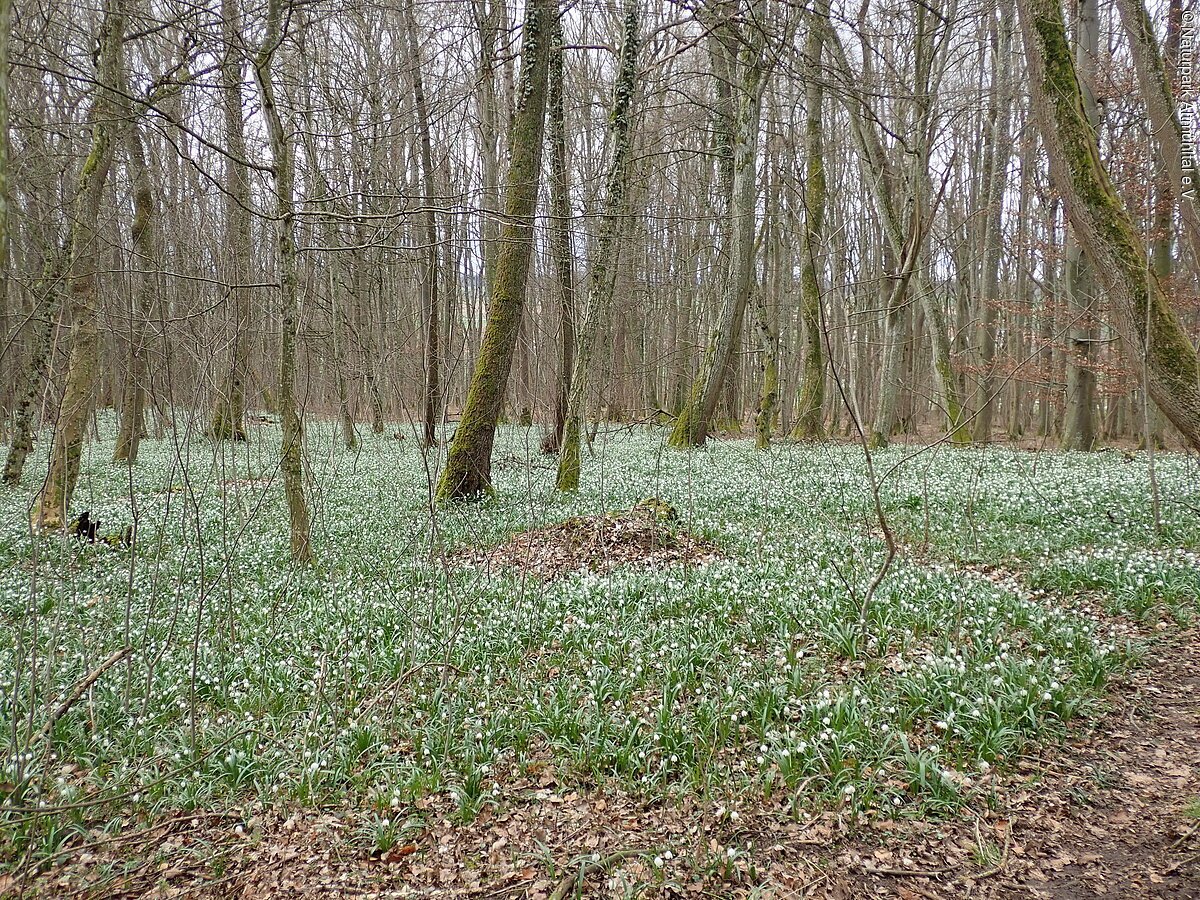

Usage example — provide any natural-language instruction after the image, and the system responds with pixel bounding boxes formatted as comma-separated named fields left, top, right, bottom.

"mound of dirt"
left=460, top=498, right=721, bottom=580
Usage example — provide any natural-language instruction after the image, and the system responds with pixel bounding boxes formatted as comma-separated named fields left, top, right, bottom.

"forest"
left=1, top=0, right=1199, bottom=895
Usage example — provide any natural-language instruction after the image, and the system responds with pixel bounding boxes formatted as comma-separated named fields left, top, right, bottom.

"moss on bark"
left=439, top=0, right=554, bottom=501
left=556, top=0, right=640, bottom=490
left=4, top=249, right=66, bottom=485
left=1021, top=0, right=1200, bottom=449
left=792, top=11, right=828, bottom=441
left=32, top=0, right=124, bottom=529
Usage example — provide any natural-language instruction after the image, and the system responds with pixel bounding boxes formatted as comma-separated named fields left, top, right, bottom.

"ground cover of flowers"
left=1, top=419, right=1197, bottom=889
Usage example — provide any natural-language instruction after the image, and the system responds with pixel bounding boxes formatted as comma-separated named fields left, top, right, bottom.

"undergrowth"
left=1, top=417, right=1195, bottom=870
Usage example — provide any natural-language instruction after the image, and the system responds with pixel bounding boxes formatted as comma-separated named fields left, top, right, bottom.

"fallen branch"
left=35, top=647, right=132, bottom=745
left=1165, top=850, right=1200, bottom=874
left=1170, top=821, right=1200, bottom=851
left=549, top=849, right=647, bottom=900
left=355, top=661, right=464, bottom=721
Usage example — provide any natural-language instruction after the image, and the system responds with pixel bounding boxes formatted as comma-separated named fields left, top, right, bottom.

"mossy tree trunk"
left=541, top=20, right=576, bottom=455
left=1113, top=0, right=1200, bottom=264
left=210, top=0, right=251, bottom=442
left=1059, top=0, right=1099, bottom=450
left=0, top=0, right=9, bottom=404
left=3, top=248, right=66, bottom=485
left=437, top=0, right=553, bottom=501
left=973, top=3, right=1015, bottom=444
left=473, top=0, right=502, bottom=297
left=32, top=0, right=125, bottom=529
left=556, top=0, right=640, bottom=491
left=253, top=0, right=313, bottom=561
left=669, top=0, right=766, bottom=448
left=112, top=118, right=157, bottom=464
left=791, top=6, right=828, bottom=440
left=1019, top=0, right=1200, bottom=449
left=404, top=0, right=441, bottom=449
left=751, top=281, right=779, bottom=448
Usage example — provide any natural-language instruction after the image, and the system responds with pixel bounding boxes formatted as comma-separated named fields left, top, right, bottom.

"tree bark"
left=973, top=4, right=1014, bottom=443
left=112, top=116, right=157, bottom=465
left=32, top=0, right=125, bottom=529
left=297, top=91, right=357, bottom=451
left=253, top=0, right=313, bottom=561
left=556, top=0, right=640, bottom=490
left=541, top=18, right=576, bottom=455
left=1113, top=0, right=1200, bottom=266
left=403, top=0, right=441, bottom=448
left=1059, top=0, right=1099, bottom=450
left=669, top=0, right=766, bottom=448
left=1018, top=0, right=1200, bottom=448
left=3, top=247, right=66, bottom=485
left=0, top=0, right=10, bottom=398
left=211, top=0, right=252, bottom=442
left=792, top=8, right=827, bottom=440
left=437, top=0, right=553, bottom=500
left=822, top=8, right=967, bottom=446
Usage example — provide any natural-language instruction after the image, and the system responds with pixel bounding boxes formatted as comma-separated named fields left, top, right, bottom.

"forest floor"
left=1, top=420, right=1199, bottom=898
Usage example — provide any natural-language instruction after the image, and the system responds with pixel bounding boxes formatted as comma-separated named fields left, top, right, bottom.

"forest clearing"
left=1, top=422, right=1199, bottom=896
left=4, top=0, right=1200, bottom=894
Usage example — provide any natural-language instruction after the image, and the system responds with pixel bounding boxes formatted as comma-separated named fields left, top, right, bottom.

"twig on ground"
left=971, top=815, right=1014, bottom=879
left=35, top=647, right=132, bottom=745
left=1169, top=821, right=1200, bottom=851
left=1165, top=850, right=1200, bottom=874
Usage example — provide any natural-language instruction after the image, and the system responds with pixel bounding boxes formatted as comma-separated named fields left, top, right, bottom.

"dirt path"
left=836, top=632, right=1200, bottom=899
left=15, top=627, right=1200, bottom=899
left=1006, top=635, right=1200, bottom=899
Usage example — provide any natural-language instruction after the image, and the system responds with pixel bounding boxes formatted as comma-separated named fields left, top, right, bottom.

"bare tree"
left=438, top=0, right=554, bottom=500
left=32, top=0, right=126, bottom=529
left=252, top=0, right=313, bottom=560
left=557, top=0, right=641, bottom=490
left=1019, top=0, right=1200, bottom=448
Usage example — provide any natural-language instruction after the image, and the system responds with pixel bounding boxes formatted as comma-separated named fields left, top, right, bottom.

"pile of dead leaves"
left=460, top=498, right=721, bottom=580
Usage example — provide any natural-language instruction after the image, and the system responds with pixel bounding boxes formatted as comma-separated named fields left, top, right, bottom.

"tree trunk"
left=751, top=283, right=780, bottom=448
left=541, top=18, right=576, bottom=454
left=437, top=0, right=553, bottom=500
left=792, top=9, right=827, bottom=440
left=33, top=0, right=125, bottom=530
left=870, top=242, right=918, bottom=448
left=973, top=4, right=1014, bottom=443
left=1113, top=0, right=1200, bottom=266
left=297, top=92, right=357, bottom=452
left=253, top=0, right=313, bottom=560
left=557, top=0, right=640, bottom=490
left=669, top=1, right=766, bottom=448
left=112, top=48, right=167, bottom=465
left=823, top=8, right=967, bottom=446
left=404, top=0, right=441, bottom=448
left=3, top=248, right=66, bottom=485
left=211, top=0, right=252, bottom=442
left=0, top=0, right=9, bottom=405
left=112, top=117, right=157, bottom=464
left=1059, top=0, right=1099, bottom=450
left=474, top=0, right=502, bottom=294
left=1018, top=0, right=1200, bottom=448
